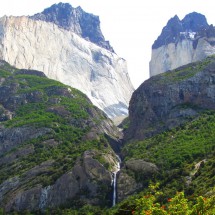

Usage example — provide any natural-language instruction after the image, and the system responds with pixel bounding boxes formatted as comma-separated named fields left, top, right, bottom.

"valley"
left=0, top=3, right=215, bottom=215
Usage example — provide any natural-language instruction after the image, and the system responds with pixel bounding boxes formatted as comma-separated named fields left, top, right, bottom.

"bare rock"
left=117, top=171, right=142, bottom=202
left=0, top=127, right=51, bottom=155
left=125, top=159, right=158, bottom=174
left=150, top=12, right=215, bottom=76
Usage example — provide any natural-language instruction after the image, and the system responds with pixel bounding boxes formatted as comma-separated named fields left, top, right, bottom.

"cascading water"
left=39, top=185, right=51, bottom=210
left=112, top=155, right=121, bottom=206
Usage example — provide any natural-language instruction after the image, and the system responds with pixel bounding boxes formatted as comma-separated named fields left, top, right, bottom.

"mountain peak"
left=172, top=14, right=180, bottom=20
left=152, top=12, right=209, bottom=49
left=152, top=14, right=183, bottom=49
left=31, top=2, right=114, bottom=52
left=182, top=12, right=208, bottom=32
left=53, top=2, right=73, bottom=9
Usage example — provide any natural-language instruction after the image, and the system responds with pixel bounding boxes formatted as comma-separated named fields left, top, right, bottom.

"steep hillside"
left=34, top=56, right=215, bottom=214
left=109, top=110, right=215, bottom=214
left=0, top=3, right=134, bottom=118
left=113, top=56, right=215, bottom=214
left=127, top=55, right=215, bottom=141
left=0, top=60, right=122, bottom=213
left=150, top=12, right=215, bottom=76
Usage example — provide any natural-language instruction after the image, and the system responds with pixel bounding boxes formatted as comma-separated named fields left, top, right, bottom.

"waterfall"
left=39, top=185, right=51, bottom=209
left=112, top=155, right=121, bottom=207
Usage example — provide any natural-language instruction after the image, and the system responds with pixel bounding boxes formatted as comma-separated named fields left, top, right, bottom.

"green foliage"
left=123, top=111, right=215, bottom=170
left=122, top=111, right=215, bottom=199
left=0, top=69, right=11, bottom=78
left=0, top=66, right=112, bottom=190
left=158, top=55, right=213, bottom=84
left=109, top=184, right=215, bottom=215
left=0, top=61, right=18, bottom=78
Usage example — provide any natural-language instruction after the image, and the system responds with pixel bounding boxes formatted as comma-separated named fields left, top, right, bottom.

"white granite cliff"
left=150, top=38, right=215, bottom=76
left=0, top=15, right=134, bottom=118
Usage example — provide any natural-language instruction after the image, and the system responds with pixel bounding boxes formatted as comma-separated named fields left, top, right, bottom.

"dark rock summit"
left=182, top=12, right=208, bottom=32
left=152, top=15, right=183, bottom=49
left=31, top=2, right=114, bottom=52
left=152, top=12, right=211, bottom=49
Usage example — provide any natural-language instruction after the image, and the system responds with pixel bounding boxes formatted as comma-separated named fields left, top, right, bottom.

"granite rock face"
left=150, top=12, right=215, bottom=76
left=0, top=4, right=134, bottom=118
left=127, top=56, right=215, bottom=140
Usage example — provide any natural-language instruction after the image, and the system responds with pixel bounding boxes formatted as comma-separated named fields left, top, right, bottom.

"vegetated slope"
left=109, top=56, right=215, bottom=214
left=107, top=111, right=215, bottom=214
left=55, top=111, right=215, bottom=214
left=123, top=111, right=215, bottom=194
left=0, top=60, right=122, bottom=213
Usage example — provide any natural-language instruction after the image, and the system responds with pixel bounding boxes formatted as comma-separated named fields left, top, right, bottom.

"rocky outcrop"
left=117, top=159, right=158, bottom=201
left=126, top=55, right=215, bottom=140
left=150, top=12, right=215, bottom=76
left=0, top=144, right=34, bottom=165
left=117, top=171, right=141, bottom=202
left=125, top=159, right=158, bottom=174
left=0, top=4, right=134, bottom=118
left=0, top=127, right=50, bottom=155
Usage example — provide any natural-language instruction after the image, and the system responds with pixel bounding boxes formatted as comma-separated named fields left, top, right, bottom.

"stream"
left=112, top=155, right=121, bottom=207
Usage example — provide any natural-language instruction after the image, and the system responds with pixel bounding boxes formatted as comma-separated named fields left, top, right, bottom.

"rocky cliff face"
left=0, top=61, right=122, bottom=212
left=126, top=55, right=215, bottom=140
left=150, top=12, right=215, bottom=77
left=0, top=3, right=134, bottom=118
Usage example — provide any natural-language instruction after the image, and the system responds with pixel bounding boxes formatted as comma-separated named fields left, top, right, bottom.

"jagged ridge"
left=152, top=12, right=210, bottom=49
left=30, top=2, right=114, bottom=52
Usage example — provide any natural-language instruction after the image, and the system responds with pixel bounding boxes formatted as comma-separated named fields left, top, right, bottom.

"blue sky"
left=0, top=0, right=214, bottom=88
